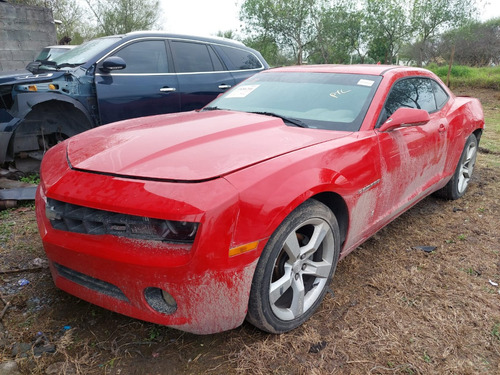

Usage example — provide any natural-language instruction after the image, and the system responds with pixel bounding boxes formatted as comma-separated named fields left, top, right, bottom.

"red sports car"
left=36, top=65, right=484, bottom=334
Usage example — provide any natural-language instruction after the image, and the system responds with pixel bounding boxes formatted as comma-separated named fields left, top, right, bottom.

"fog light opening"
left=144, top=287, right=177, bottom=315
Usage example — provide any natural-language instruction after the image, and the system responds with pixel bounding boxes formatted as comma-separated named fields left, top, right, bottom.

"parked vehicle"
left=0, top=32, right=268, bottom=171
left=36, top=65, right=484, bottom=334
left=34, top=45, right=76, bottom=61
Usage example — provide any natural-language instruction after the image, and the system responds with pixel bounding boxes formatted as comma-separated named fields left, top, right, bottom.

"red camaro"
left=36, top=65, right=484, bottom=334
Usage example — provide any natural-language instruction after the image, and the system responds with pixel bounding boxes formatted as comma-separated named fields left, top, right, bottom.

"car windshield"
left=38, top=37, right=121, bottom=70
left=205, top=72, right=382, bottom=131
left=35, top=47, right=73, bottom=61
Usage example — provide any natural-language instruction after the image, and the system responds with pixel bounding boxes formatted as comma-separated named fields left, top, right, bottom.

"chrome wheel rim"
left=457, top=141, right=477, bottom=194
left=269, top=217, right=335, bottom=321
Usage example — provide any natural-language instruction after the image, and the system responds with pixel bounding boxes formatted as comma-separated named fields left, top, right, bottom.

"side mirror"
left=379, top=107, right=430, bottom=132
left=99, top=56, right=126, bottom=72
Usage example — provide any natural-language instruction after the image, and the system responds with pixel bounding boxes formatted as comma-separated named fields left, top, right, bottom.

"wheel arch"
left=6, top=98, right=95, bottom=168
left=11, top=93, right=95, bottom=127
left=308, top=191, right=349, bottom=249
left=473, top=128, right=482, bottom=145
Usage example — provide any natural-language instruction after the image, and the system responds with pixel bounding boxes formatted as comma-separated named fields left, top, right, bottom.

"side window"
left=219, top=46, right=262, bottom=70
left=208, top=46, right=225, bottom=71
left=113, top=40, right=168, bottom=73
left=385, top=78, right=437, bottom=117
left=170, top=41, right=217, bottom=73
left=432, top=80, right=449, bottom=109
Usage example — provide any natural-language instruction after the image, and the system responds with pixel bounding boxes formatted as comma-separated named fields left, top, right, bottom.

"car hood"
left=67, top=111, right=352, bottom=181
left=0, top=69, right=65, bottom=86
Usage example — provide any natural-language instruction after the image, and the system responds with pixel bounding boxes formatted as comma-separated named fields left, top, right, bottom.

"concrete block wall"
left=0, top=2, right=57, bottom=71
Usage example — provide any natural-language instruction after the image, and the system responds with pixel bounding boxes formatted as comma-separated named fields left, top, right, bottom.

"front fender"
left=11, top=92, right=94, bottom=127
left=224, top=133, right=381, bottom=255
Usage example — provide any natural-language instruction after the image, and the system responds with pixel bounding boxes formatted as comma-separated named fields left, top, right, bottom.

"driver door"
left=95, top=39, right=180, bottom=125
left=374, top=77, right=450, bottom=221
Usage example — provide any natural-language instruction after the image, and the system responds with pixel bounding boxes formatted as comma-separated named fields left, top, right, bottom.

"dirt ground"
left=0, top=89, right=499, bottom=375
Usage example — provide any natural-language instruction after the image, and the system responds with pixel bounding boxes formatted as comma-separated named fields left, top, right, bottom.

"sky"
left=158, top=0, right=500, bottom=37
left=160, top=0, right=243, bottom=37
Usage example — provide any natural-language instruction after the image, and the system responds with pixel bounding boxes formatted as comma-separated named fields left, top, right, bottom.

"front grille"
left=54, top=263, right=128, bottom=301
left=46, top=198, right=184, bottom=242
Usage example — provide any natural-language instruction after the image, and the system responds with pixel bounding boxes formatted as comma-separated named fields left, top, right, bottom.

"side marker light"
left=229, top=241, right=259, bottom=257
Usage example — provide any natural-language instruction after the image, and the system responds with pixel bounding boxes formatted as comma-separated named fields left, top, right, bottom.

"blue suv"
left=0, top=32, right=269, bottom=171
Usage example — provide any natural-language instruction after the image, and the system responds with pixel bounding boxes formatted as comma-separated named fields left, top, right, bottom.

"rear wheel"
left=246, top=199, right=340, bottom=333
left=436, top=134, right=478, bottom=200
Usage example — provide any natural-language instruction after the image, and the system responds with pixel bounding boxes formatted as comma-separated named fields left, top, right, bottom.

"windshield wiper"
left=56, top=62, right=83, bottom=69
left=249, top=111, right=308, bottom=128
left=27, top=59, right=56, bottom=73
left=202, top=106, right=222, bottom=111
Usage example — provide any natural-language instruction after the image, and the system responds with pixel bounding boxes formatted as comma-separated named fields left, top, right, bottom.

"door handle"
left=218, top=84, right=231, bottom=90
left=160, top=87, right=176, bottom=92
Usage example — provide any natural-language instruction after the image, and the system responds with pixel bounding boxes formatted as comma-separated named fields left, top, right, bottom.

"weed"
left=20, top=174, right=40, bottom=185
left=423, top=351, right=432, bottom=363
left=148, top=326, right=162, bottom=341
left=458, top=234, right=466, bottom=241
left=0, top=212, right=14, bottom=241
left=492, top=323, right=500, bottom=341
left=464, top=267, right=480, bottom=276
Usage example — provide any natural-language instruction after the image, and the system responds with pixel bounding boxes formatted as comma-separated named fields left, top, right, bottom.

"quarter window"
left=219, top=46, right=262, bottom=70
left=113, top=40, right=168, bottom=73
left=432, top=80, right=449, bottom=109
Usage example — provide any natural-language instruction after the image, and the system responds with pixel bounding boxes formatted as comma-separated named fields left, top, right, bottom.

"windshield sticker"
left=330, top=89, right=352, bottom=99
left=226, top=84, right=260, bottom=98
left=357, top=79, right=375, bottom=87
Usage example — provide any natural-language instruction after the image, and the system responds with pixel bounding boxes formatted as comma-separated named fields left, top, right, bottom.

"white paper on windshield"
left=226, top=84, right=260, bottom=98
left=357, top=79, right=374, bottom=87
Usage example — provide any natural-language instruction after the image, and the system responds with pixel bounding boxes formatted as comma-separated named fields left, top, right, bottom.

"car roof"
left=118, top=31, right=246, bottom=48
left=268, top=64, right=431, bottom=77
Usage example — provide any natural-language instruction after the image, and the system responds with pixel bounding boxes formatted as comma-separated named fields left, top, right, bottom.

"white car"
left=34, top=45, right=76, bottom=61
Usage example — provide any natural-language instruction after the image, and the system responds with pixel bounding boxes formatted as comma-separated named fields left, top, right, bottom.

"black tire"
left=436, top=134, right=478, bottom=200
left=246, top=199, right=340, bottom=333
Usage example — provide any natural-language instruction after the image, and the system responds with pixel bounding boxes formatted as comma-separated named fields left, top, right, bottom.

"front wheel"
left=246, top=199, right=340, bottom=333
left=436, top=134, right=478, bottom=200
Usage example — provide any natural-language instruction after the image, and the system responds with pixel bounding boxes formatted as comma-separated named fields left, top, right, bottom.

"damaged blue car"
left=0, top=32, right=268, bottom=171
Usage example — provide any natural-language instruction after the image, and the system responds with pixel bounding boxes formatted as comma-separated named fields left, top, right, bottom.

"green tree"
left=243, top=34, right=292, bottom=66
left=364, top=0, right=411, bottom=64
left=309, top=0, right=365, bottom=64
left=240, top=0, right=324, bottom=64
left=410, top=0, right=479, bottom=66
left=85, top=0, right=160, bottom=36
left=216, top=30, right=236, bottom=40
left=438, top=18, right=500, bottom=66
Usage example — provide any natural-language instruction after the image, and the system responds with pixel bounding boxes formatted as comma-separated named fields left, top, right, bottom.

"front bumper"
left=35, top=146, right=265, bottom=334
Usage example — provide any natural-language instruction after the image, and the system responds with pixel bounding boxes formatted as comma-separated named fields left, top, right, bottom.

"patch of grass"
left=493, top=323, right=500, bottom=341
left=464, top=267, right=480, bottom=277
left=19, top=174, right=40, bottom=185
left=427, top=64, right=500, bottom=89
left=481, top=110, right=500, bottom=155
left=423, top=351, right=432, bottom=363
left=0, top=209, right=14, bottom=241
